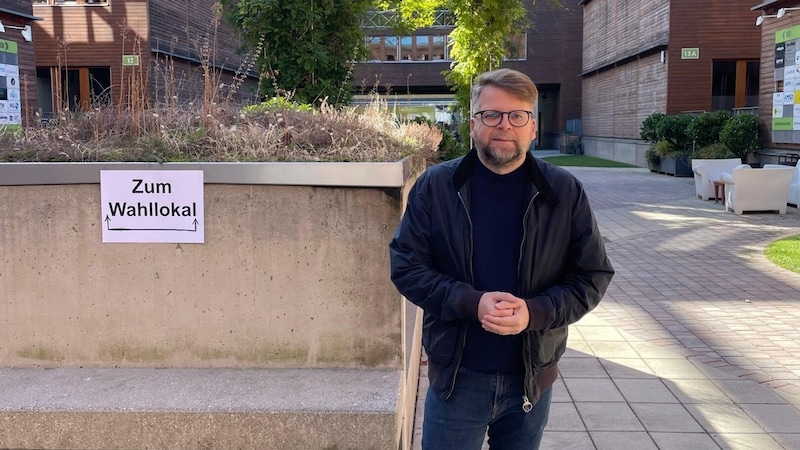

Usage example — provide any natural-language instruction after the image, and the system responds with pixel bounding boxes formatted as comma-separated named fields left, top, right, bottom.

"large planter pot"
left=653, top=156, right=693, bottom=177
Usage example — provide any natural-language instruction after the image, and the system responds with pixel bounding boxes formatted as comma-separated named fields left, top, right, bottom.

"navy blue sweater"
left=460, top=160, right=527, bottom=373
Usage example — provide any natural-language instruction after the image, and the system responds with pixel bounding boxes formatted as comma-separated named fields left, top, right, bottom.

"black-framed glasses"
left=473, top=110, right=533, bottom=127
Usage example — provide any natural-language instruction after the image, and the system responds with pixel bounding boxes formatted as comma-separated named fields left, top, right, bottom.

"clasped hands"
left=477, top=291, right=529, bottom=335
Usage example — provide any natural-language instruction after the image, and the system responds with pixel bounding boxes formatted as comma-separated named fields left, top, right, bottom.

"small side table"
left=713, top=180, right=725, bottom=204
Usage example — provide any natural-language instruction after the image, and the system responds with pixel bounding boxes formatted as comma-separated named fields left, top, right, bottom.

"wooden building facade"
left=31, top=0, right=257, bottom=118
left=580, top=0, right=761, bottom=166
left=753, top=0, right=800, bottom=159
left=0, top=0, right=39, bottom=127
left=351, top=1, right=584, bottom=150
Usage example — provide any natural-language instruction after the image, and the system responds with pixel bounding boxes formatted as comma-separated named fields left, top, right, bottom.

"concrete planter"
left=0, top=158, right=426, bottom=449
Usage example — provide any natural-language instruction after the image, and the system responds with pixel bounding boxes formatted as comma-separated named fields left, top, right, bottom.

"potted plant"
left=640, top=112, right=693, bottom=176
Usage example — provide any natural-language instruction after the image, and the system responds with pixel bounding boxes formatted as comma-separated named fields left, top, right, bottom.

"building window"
left=37, top=66, right=111, bottom=114
left=364, top=34, right=450, bottom=62
left=33, top=0, right=108, bottom=6
left=712, top=60, right=759, bottom=110
left=505, top=34, right=527, bottom=61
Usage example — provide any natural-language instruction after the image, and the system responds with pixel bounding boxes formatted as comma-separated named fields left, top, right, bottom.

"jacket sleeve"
left=526, top=179, right=615, bottom=330
left=389, top=172, right=483, bottom=322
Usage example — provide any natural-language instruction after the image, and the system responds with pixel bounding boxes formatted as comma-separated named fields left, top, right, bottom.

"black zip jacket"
left=389, top=149, right=614, bottom=406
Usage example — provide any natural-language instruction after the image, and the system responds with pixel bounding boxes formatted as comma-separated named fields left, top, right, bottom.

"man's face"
left=470, top=86, right=537, bottom=174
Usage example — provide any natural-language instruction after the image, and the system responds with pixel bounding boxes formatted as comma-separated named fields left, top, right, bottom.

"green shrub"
left=657, top=114, right=693, bottom=151
left=645, top=147, right=660, bottom=169
left=688, top=110, right=732, bottom=148
left=720, top=114, right=759, bottom=160
left=640, top=112, right=667, bottom=143
left=653, top=140, right=678, bottom=157
left=695, top=142, right=736, bottom=159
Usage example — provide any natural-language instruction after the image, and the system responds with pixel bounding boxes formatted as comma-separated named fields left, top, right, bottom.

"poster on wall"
left=0, top=39, right=21, bottom=131
left=772, top=25, right=800, bottom=142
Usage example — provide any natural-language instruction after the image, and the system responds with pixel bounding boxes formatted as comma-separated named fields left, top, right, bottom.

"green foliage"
left=241, top=97, right=314, bottom=116
left=688, top=110, right=732, bottom=148
left=645, top=147, right=660, bottom=170
left=653, top=140, right=681, bottom=158
left=383, top=1, right=563, bottom=114
left=719, top=114, right=759, bottom=160
left=640, top=112, right=666, bottom=144
left=221, top=0, right=372, bottom=106
left=695, top=142, right=736, bottom=159
left=657, top=114, right=693, bottom=151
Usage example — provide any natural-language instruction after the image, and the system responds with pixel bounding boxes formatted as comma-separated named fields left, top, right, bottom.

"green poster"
left=773, top=117, right=793, bottom=131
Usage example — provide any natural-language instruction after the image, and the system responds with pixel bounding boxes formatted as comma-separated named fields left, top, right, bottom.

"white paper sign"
left=100, top=170, right=205, bottom=243
left=786, top=77, right=797, bottom=92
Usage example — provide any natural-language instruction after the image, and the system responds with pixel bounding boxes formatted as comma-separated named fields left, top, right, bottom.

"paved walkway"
left=412, top=154, right=800, bottom=449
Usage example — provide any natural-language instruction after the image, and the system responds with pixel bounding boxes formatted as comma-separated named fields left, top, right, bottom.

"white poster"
left=100, top=170, right=205, bottom=243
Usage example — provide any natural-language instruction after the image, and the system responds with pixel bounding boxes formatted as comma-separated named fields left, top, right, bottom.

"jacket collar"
left=452, top=149, right=558, bottom=206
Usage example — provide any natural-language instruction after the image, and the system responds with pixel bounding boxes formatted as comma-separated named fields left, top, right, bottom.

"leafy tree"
left=379, top=0, right=564, bottom=151
left=221, top=0, right=372, bottom=105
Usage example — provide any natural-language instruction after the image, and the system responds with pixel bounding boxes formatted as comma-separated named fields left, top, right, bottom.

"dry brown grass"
left=0, top=96, right=441, bottom=163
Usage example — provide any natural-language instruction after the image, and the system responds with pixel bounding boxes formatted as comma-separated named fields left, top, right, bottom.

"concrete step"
left=0, top=367, right=401, bottom=449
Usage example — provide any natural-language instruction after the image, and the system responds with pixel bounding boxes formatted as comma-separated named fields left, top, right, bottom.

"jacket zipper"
left=519, top=191, right=539, bottom=412
left=445, top=190, right=475, bottom=401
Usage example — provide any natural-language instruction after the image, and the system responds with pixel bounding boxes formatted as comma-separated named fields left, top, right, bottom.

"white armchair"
left=722, top=164, right=794, bottom=215
left=691, top=158, right=742, bottom=200
left=787, top=165, right=800, bottom=207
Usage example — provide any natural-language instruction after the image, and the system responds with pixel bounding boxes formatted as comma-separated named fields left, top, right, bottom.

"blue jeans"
left=422, top=367, right=552, bottom=450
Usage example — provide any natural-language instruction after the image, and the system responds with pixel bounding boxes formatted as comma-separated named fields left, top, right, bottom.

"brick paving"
left=411, top=160, right=800, bottom=449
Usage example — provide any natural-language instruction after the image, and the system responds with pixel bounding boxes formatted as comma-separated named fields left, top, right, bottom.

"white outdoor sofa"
left=691, top=158, right=742, bottom=200
left=721, top=164, right=794, bottom=215
left=788, top=164, right=800, bottom=207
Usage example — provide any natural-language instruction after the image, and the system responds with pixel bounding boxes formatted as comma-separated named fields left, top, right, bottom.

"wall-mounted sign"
left=0, top=39, right=21, bottom=131
left=100, top=170, right=205, bottom=243
left=122, top=55, right=140, bottom=66
left=680, top=48, right=699, bottom=59
left=772, top=24, right=800, bottom=143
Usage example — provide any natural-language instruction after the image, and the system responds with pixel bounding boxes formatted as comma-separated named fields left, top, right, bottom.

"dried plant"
left=0, top=95, right=440, bottom=163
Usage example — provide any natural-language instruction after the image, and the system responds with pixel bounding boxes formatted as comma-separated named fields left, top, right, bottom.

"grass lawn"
left=765, top=234, right=800, bottom=274
left=542, top=155, right=639, bottom=168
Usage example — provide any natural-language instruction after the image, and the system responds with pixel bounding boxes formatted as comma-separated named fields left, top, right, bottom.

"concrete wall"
left=583, top=136, right=651, bottom=168
left=0, top=159, right=425, bottom=449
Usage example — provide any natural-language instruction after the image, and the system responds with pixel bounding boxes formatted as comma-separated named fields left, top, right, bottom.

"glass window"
left=416, top=36, right=429, bottom=61
left=367, top=37, right=382, bottom=62
left=400, top=36, right=413, bottom=61
left=506, top=34, right=527, bottom=61
left=432, top=36, right=446, bottom=60
left=384, top=36, right=398, bottom=61
left=712, top=60, right=762, bottom=110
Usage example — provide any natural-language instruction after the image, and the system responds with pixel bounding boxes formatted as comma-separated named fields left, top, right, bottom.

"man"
left=389, top=68, right=614, bottom=449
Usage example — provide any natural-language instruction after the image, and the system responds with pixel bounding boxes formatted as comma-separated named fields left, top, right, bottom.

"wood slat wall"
left=582, top=0, right=669, bottom=73
left=582, top=0, right=760, bottom=141
left=32, top=0, right=252, bottom=110
left=666, top=0, right=761, bottom=114
left=583, top=54, right=666, bottom=139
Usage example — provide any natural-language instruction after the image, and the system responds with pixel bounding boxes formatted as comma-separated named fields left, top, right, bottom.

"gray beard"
left=479, top=144, right=522, bottom=169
